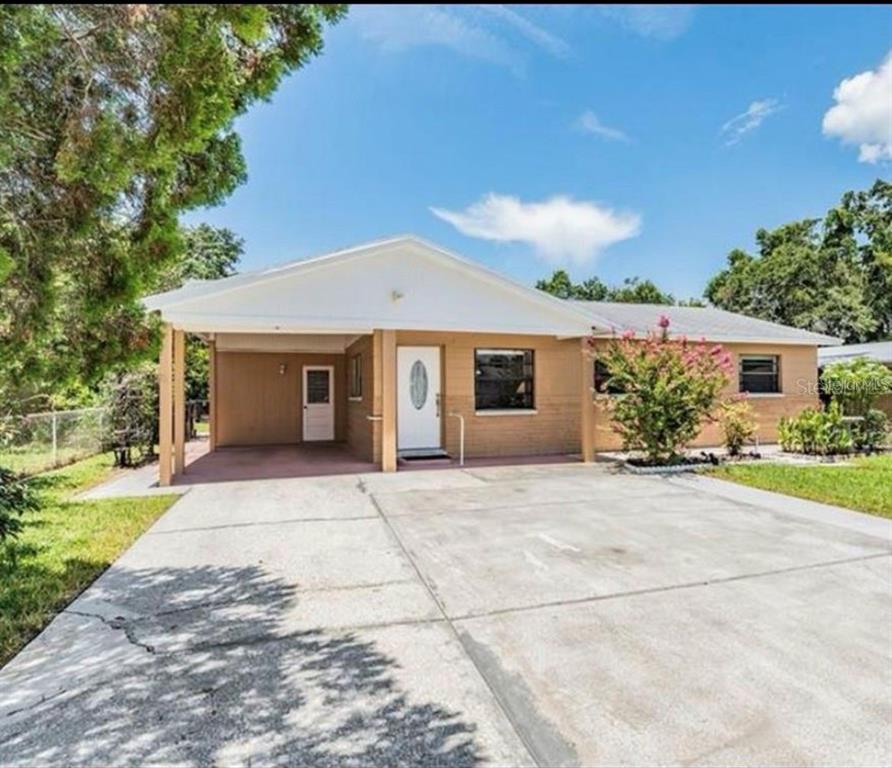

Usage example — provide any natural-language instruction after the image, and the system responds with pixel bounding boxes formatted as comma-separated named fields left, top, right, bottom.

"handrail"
left=448, top=412, right=465, bottom=466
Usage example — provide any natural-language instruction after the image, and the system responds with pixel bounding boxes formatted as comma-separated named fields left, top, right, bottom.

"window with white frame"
left=738, top=355, right=780, bottom=393
left=349, top=354, right=362, bottom=399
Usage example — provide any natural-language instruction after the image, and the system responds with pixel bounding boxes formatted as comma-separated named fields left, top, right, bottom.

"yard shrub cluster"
left=778, top=402, right=853, bottom=455
left=593, top=316, right=733, bottom=464
left=718, top=399, right=758, bottom=456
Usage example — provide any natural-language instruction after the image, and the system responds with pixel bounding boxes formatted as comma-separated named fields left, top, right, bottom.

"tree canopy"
left=706, top=180, right=891, bottom=342
left=536, top=270, right=676, bottom=305
left=0, top=4, right=344, bottom=404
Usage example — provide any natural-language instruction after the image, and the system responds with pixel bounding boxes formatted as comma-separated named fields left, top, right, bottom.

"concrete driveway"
left=1, top=463, right=890, bottom=767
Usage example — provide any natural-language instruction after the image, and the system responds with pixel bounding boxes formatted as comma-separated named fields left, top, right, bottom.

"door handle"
left=436, top=393, right=441, bottom=418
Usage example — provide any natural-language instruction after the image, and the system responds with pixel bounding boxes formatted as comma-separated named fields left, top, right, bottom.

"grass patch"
left=0, top=453, right=177, bottom=667
left=708, top=454, right=892, bottom=518
left=0, top=445, right=96, bottom=476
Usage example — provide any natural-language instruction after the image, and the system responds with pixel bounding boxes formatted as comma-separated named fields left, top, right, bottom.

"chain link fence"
left=0, top=408, right=108, bottom=476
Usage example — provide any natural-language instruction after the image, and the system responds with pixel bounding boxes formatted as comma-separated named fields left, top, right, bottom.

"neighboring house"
left=144, top=236, right=839, bottom=484
left=819, top=341, right=892, bottom=417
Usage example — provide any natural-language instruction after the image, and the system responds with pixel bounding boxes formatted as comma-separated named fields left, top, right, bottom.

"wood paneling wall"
left=216, top=352, right=345, bottom=446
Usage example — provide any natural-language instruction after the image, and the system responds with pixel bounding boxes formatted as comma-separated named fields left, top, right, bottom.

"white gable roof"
left=144, top=236, right=594, bottom=337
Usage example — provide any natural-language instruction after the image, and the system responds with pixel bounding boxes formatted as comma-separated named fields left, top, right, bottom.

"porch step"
left=397, top=449, right=452, bottom=467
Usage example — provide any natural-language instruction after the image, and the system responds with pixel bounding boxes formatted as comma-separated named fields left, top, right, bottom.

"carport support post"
left=208, top=338, right=217, bottom=452
left=580, top=338, right=595, bottom=463
left=158, top=323, right=173, bottom=487
left=380, top=329, right=397, bottom=472
left=173, top=329, right=186, bottom=476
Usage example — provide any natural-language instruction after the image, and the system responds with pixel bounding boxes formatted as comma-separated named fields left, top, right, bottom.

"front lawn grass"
left=708, top=453, right=892, bottom=519
left=0, top=453, right=177, bottom=667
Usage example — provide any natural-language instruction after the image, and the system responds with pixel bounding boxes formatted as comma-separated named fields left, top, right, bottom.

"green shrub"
left=852, top=409, right=888, bottom=451
left=719, top=399, right=758, bottom=456
left=777, top=402, right=853, bottom=455
left=101, top=363, right=158, bottom=468
left=0, top=467, right=40, bottom=544
left=594, top=316, right=732, bottom=464
left=821, top=358, right=892, bottom=415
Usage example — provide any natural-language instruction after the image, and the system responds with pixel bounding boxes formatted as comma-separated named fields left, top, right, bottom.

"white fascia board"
left=161, top=311, right=590, bottom=337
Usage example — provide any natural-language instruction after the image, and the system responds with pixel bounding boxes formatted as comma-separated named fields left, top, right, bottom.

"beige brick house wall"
left=396, top=331, right=583, bottom=458
left=344, top=335, right=377, bottom=462
left=589, top=341, right=820, bottom=451
left=213, top=333, right=822, bottom=460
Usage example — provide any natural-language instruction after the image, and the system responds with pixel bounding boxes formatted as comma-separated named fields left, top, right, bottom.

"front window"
left=349, top=354, right=362, bottom=399
left=594, top=359, right=625, bottom=395
left=474, top=349, right=534, bottom=411
left=739, top=355, right=780, bottom=393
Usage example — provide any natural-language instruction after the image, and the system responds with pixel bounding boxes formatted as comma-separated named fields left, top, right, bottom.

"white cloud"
left=720, top=99, right=782, bottom=146
left=430, top=193, right=641, bottom=265
left=822, top=51, right=892, bottom=164
left=598, top=5, right=695, bottom=41
left=573, top=110, right=630, bottom=142
left=349, top=5, right=570, bottom=74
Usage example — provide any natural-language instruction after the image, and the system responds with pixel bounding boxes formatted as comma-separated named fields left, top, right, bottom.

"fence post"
left=51, top=410, right=58, bottom=467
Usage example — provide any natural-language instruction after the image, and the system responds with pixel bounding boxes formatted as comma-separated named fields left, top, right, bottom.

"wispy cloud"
left=350, top=5, right=570, bottom=75
left=598, top=5, right=695, bottom=41
left=479, top=5, right=571, bottom=59
left=573, top=110, right=630, bottom=142
left=720, top=99, right=782, bottom=146
left=822, top=51, right=892, bottom=164
left=350, top=5, right=522, bottom=73
left=431, top=193, right=641, bottom=265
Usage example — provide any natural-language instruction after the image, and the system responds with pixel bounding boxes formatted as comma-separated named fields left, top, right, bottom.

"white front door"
left=397, top=346, right=441, bottom=452
left=302, top=365, right=334, bottom=441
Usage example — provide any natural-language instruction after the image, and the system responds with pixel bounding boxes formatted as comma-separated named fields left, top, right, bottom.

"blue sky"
left=186, top=4, right=892, bottom=300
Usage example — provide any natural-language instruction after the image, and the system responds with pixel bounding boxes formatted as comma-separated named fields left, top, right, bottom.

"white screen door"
left=397, top=346, right=441, bottom=451
left=302, top=366, right=334, bottom=441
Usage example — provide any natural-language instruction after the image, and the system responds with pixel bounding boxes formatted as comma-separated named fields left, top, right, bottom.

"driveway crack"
left=65, top=610, right=156, bottom=655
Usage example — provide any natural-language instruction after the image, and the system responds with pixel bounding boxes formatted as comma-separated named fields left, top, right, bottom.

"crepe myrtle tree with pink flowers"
left=590, top=315, right=733, bottom=465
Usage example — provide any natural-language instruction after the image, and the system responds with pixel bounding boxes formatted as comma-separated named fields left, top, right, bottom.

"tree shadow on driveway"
left=0, top=564, right=484, bottom=767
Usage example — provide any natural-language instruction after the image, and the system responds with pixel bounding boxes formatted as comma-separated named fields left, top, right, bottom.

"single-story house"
left=819, top=341, right=892, bottom=417
left=144, top=236, right=840, bottom=485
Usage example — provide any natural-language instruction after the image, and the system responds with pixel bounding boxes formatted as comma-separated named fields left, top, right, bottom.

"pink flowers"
left=657, top=314, right=671, bottom=329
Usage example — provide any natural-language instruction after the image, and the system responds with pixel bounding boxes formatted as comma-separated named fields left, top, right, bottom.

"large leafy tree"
left=706, top=181, right=891, bottom=342
left=0, top=4, right=345, bottom=404
left=156, top=223, right=243, bottom=292
left=536, top=270, right=675, bottom=304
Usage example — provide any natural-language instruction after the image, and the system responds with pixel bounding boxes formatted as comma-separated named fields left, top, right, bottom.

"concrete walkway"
left=2, top=463, right=890, bottom=766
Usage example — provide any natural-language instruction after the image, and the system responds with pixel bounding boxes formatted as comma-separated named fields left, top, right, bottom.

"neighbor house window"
left=474, top=349, right=534, bottom=411
left=349, top=354, right=362, bottom=399
left=739, top=355, right=780, bottom=394
left=593, top=359, right=625, bottom=395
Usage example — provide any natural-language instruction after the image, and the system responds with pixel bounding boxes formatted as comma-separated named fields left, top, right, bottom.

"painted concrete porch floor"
left=82, top=440, right=581, bottom=499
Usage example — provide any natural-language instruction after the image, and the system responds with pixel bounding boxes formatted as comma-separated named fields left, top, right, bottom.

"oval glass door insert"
left=410, top=360, right=428, bottom=410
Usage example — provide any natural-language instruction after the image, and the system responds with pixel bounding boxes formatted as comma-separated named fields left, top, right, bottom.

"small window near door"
left=474, top=349, right=534, bottom=411
left=306, top=369, right=331, bottom=403
left=594, top=359, right=625, bottom=395
left=349, top=354, right=362, bottom=399
left=739, top=355, right=780, bottom=393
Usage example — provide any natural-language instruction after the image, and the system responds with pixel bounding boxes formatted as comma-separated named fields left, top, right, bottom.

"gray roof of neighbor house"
left=818, top=341, right=892, bottom=366
left=570, top=301, right=842, bottom=346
